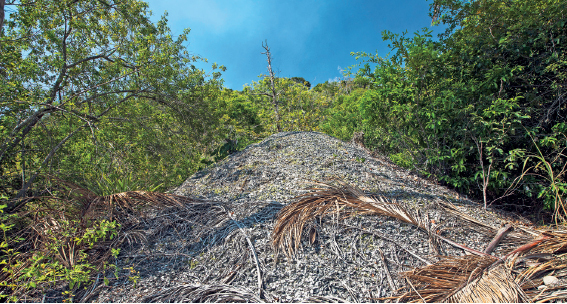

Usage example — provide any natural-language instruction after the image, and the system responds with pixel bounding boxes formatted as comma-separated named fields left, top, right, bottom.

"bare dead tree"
left=260, top=40, right=282, bottom=132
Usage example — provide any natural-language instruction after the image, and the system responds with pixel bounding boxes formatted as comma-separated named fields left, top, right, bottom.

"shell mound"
left=94, top=131, right=533, bottom=302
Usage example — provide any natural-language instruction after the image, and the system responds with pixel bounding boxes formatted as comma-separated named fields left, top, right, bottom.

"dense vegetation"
left=0, top=0, right=565, bottom=300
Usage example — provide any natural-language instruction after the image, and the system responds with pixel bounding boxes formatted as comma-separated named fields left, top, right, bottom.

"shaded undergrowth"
left=0, top=176, right=206, bottom=301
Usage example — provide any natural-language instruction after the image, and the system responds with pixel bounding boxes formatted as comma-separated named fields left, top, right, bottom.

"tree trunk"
left=261, top=41, right=281, bottom=132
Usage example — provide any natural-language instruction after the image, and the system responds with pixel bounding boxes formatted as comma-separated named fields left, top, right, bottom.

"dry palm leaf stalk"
left=438, top=199, right=530, bottom=247
left=272, top=180, right=430, bottom=257
left=531, top=230, right=567, bottom=254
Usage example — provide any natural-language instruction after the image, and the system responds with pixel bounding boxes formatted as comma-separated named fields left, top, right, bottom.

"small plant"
left=524, top=134, right=567, bottom=224
left=125, top=266, right=140, bottom=288
left=188, top=259, right=199, bottom=269
left=390, top=152, right=413, bottom=169
left=0, top=215, right=120, bottom=301
left=0, top=200, right=20, bottom=302
left=505, top=132, right=567, bottom=224
left=89, top=172, right=162, bottom=197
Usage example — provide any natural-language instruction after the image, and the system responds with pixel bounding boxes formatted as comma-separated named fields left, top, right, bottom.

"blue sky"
left=144, top=0, right=441, bottom=90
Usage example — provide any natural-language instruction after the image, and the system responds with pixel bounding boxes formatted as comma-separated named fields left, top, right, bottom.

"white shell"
left=543, top=276, right=559, bottom=286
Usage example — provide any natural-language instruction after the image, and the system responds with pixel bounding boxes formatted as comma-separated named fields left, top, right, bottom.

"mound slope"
left=93, top=131, right=542, bottom=302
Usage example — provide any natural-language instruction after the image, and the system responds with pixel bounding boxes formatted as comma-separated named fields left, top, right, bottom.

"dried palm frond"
left=523, top=270, right=567, bottom=301
left=517, top=254, right=567, bottom=294
left=82, top=190, right=194, bottom=224
left=395, top=230, right=567, bottom=303
left=272, top=180, right=428, bottom=257
left=514, top=231, right=567, bottom=303
left=141, top=283, right=263, bottom=303
left=35, top=176, right=205, bottom=225
left=395, top=255, right=528, bottom=303
left=448, top=264, right=528, bottom=303
left=531, top=230, right=567, bottom=254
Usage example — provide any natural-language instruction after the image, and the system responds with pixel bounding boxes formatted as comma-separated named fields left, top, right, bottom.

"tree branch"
left=12, top=124, right=85, bottom=206
left=65, top=50, right=117, bottom=70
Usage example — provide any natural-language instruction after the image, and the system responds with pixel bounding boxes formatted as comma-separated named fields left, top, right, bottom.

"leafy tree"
left=290, top=76, right=311, bottom=89
left=0, top=0, right=223, bottom=208
left=247, top=76, right=330, bottom=133
left=347, top=0, right=566, bottom=218
left=0, top=0, right=227, bottom=299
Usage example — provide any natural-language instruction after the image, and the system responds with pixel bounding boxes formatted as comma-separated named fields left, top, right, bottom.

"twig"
left=341, top=224, right=432, bottom=265
left=392, top=247, right=403, bottom=268
left=484, top=224, right=513, bottom=254
left=79, top=273, right=100, bottom=303
left=340, top=280, right=359, bottom=303
left=79, top=284, right=108, bottom=303
left=377, top=248, right=397, bottom=292
left=226, top=210, right=263, bottom=299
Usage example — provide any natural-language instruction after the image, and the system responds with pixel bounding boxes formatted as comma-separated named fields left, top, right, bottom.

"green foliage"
left=510, top=132, right=567, bottom=223
left=0, top=0, right=225, bottom=300
left=390, top=153, right=414, bottom=170
left=246, top=77, right=331, bottom=133
left=339, top=0, right=567, bottom=219
left=0, top=0, right=225, bottom=200
left=290, top=77, right=311, bottom=89
left=0, top=197, right=120, bottom=301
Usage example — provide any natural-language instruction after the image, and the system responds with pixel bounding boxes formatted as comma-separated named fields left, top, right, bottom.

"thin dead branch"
left=378, top=247, right=397, bottom=292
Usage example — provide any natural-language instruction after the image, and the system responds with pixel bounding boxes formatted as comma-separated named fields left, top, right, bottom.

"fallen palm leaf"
left=532, top=231, right=567, bottom=254
left=393, top=231, right=567, bottom=303
left=448, top=264, right=529, bottom=303
left=394, top=255, right=528, bottom=303
left=517, top=253, right=567, bottom=303
left=272, top=180, right=429, bottom=257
